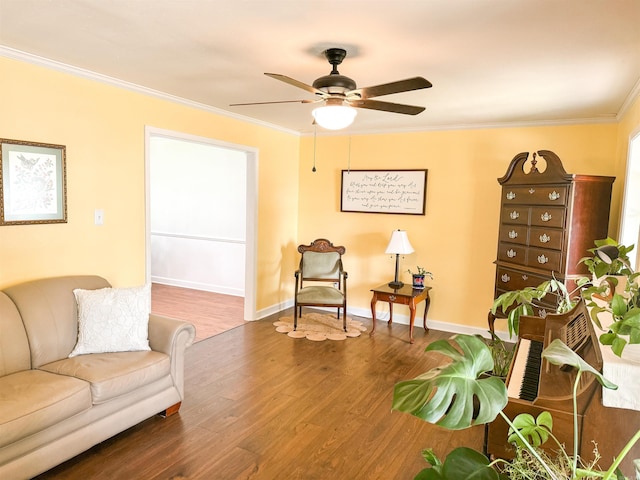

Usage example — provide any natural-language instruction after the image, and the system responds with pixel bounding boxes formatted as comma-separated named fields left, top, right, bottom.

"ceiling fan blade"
left=351, top=77, right=432, bottom=99
left=349, top=99, right=425, bottom=115
left=265, top=73, right=326, bottom=96
left=230, top=99, right=317, bottom=106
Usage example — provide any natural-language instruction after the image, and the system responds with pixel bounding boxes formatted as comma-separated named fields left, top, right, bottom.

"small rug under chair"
left=274, top=312, right=367, bottom=341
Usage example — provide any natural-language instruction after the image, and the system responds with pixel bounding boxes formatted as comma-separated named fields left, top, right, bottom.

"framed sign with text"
left=340, top=169, right=427, bottom=215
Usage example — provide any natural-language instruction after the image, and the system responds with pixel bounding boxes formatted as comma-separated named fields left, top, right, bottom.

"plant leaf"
left=508, top=411, right=553, bottom=447
left=541, top=339, right=618, bottom=390
left=421, top=448, right=442, bottom=468
left=392, top=335, right=508, bottom=430
left=413, top=447, right=505, bottom=480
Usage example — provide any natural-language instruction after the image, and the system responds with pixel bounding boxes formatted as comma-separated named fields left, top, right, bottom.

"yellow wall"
left=2, top=54, right=639, bottom=330
left=0, top=56, right=300, bottom=314
left=298, top=124, right=620, bottom=329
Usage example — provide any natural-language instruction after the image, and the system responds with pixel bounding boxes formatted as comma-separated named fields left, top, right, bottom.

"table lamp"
left=385, top=229, right=414, bottom=288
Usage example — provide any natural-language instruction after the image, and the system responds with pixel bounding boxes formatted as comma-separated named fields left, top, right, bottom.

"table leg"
left=370, top=294, right=377, bottom=336
left=388, top=303, right=394, bottom=325
left=408, top=300, right=416, bottom=344
left=423, top=295, right=431, bottom=332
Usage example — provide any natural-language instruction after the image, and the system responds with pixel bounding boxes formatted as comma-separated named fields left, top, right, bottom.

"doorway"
left=145, top=127, right=258, bottom=322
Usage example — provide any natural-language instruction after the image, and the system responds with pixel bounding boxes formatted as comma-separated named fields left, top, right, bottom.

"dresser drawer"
left=502, top=186, right=568, bottom=206
left=529, top=227, right=563, bottom=250
left=527, top=247, right=562, bottom=271
left=495, top=267, right=548, bottom=291
left=500, top=206, right=529, bottom=225
left=498, top=225, right=528, bottom=245
left=497, top=243, right=527, bottom=266
left=530, top=206, right=565, bottom=228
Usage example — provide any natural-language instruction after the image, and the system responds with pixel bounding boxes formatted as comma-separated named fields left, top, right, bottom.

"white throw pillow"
left=69, top=284, right=151, bottom=357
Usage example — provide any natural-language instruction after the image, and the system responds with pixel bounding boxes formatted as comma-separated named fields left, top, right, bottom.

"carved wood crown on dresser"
left=491, top=150, right=615, bottom=320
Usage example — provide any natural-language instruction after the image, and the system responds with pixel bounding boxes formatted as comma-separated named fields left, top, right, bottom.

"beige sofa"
left=0, top=275, right=196, bottom=479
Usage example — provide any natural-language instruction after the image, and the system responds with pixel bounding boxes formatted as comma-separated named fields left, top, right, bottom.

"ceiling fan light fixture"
left=312, top=104, right=357, bottom=130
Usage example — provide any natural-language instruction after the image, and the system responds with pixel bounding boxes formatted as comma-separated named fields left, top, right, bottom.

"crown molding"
left=0, top=45, right=300, bottom=137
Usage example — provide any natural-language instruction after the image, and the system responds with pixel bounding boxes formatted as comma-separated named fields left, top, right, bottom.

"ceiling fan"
left=230, top=47, right=432, bottom=129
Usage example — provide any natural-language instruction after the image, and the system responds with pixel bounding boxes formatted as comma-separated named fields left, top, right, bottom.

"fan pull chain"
left=312, top=124, right=317, bottom=172
left=347, top=135, right=351, bottom=173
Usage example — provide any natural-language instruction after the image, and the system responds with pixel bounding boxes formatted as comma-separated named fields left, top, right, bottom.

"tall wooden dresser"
left=489, top=150, right=615, bottom=328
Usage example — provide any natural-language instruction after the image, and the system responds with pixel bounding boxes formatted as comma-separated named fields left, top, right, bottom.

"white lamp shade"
left=312, top=105, right=357, bottom=130
left=385, top=230, right=414, bottom=255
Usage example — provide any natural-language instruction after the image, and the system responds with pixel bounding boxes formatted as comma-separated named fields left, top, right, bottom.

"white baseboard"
left=151, top=276, right=243, bottom=297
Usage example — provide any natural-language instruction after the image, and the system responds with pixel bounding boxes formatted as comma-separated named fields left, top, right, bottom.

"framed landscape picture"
left=341, top=169, right=427, bottom=215
left=0, top=138, right=67, bottom=225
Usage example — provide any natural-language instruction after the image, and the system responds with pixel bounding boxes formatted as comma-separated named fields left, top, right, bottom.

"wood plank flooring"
left=32, top=306, right=640, bottom=479
left=34, top=313, right=483, bottom=479
left=151, top=283, right=245, bottom=342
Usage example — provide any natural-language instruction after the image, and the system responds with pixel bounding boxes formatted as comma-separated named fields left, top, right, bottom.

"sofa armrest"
left=148, top=314, right=196, bottom=399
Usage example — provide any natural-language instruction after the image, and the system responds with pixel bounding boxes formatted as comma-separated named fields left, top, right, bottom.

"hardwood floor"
left=32, top=308, right=640, bottom=479
left=151, top=283, right=246, bottom=342
left=34, top=312, right=483, bottom=479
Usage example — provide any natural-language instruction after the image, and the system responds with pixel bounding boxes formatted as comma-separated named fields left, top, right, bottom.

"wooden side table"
left=370, top=283, right=432, bottom=344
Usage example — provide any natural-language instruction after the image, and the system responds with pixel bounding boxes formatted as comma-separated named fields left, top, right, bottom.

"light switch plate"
left=94, top=209, right=104, bottom=225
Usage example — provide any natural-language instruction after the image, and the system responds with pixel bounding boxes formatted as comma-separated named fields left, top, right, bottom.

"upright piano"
left=485, top=299, right=602, bottom=459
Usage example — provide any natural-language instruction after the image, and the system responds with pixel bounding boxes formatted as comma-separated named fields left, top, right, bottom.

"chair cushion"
left=40, top=350, right=170, bottom=404
left=0, top=370, right=91, bottom=448
left=297, top=285, right=344, bottom=305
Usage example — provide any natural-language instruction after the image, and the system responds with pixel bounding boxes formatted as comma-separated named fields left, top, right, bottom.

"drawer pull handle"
left=549, top=191, right=561, bottom=201
left=541, top=212, right=552, bottom=222
left=529, top=188, right=536, bottom=194
left=507, top=249, right=517, bottom=258
left=389, top=295, right=396, bottom=301
left=509, top=230, right=518, bottom=239
left=539, top=233, right=551, bottom=243
left=506, top=191, right=516, bottom=200
left=522, top=275, right=528, bottom=281
left=537, top=254, right=549, bottom=264
left=501, top=273, right=511, bottom=283
left=510, top=211, right=520, bottom=220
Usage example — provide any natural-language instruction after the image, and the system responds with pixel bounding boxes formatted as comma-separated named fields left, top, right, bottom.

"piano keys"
left=507, top=338, right=544, bottom=402
left=485, top=299, right=602, bottom=459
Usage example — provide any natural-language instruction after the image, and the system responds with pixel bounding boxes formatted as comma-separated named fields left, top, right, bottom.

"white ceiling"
left=1, top=0, right=639, bottom=135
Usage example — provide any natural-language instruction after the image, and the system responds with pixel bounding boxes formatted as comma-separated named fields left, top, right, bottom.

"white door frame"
left=144, top=126, right=258, bottom=321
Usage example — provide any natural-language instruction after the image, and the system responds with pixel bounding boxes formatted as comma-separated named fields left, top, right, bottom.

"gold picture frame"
left=0, top=138, right=67, bottom=225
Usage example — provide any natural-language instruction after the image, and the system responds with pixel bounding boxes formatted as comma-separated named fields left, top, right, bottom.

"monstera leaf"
left=508, top=412, right=553, bottom=447
left=392, top=335, right=508, bottom=430
left=542, top=339, right=618, bottom=391
left=414, top=447, right=507, bottom=480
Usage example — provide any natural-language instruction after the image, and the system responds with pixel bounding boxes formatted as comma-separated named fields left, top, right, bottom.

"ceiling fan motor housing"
left=312, top=47, right=357, bottom=94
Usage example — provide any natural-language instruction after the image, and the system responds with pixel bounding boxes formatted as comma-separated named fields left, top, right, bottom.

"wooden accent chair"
left=294, top=239, right=348, bottom=331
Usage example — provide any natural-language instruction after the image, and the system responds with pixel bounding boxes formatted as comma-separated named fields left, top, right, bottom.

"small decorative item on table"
left=406, top=266, right=432, bottom=290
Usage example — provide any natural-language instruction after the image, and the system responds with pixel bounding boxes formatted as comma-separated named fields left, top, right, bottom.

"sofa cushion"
left=69, top=284, right=151, bottom=357
left=2, top=275, right=111, bottom=368
left=0, top=291, right=31, bottom=376
left=40, top=350, right=170, bottom=404
left=0, top=370, right=91, bottom=449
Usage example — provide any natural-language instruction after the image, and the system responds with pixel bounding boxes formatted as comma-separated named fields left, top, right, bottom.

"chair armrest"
left=148, top=314, right=196, bottom=399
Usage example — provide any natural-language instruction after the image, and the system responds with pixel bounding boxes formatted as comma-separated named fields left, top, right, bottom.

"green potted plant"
left=407, top=266, right=433, bottom=289
left=392, top=333, right=639, bottom=480
left=491, top=275, right=579, bottom=338
left=577, top=238, right=640, bottom=357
